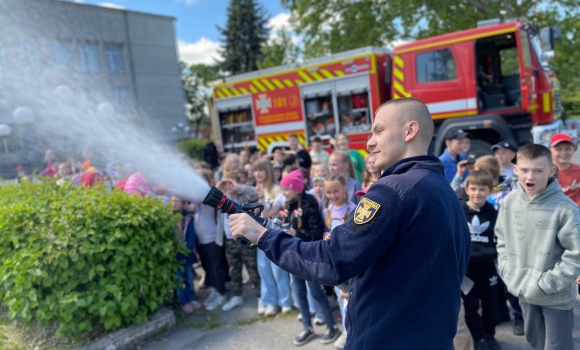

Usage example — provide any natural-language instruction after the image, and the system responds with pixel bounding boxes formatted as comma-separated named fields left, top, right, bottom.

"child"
left=461, top=171, right=500, bottom=350
left=215, top=174, right=262, bottom=313
left=253, top=160, right=292, bottom=316
left=491, top=141, right=517, bottom=184
left=362, top=154, right=380, bottom=188
left=239, top=149, right=251, bottom=166
left=307, top=176, right=325, bottom=208
left=279, top=170, right=341, bottom=346
left=439, top=129, right=472, bottom=183
left=549, top=133, right=580, bottom=206
left=309, top=136, right=330, bottom=167
left=194, top=170, right=227, bottom=311
left=495, top=143, right=580, bottom=350
left=328, top=151, right=362, bottom=204
left=171, top=196, right=202, bottom=314
left=321, top=174, right=356, bottom=349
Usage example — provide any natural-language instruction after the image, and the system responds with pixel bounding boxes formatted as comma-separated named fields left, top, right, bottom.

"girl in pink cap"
left=279, top=170, right=341, bottom=346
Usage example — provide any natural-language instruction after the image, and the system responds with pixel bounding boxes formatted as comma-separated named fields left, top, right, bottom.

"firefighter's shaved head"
left=375, top=98, right=434, bottom=150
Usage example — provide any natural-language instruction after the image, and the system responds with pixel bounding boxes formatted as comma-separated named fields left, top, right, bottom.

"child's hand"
left=339, top=290, right=349, bottom=299
left=324, top=233, right=331, bottom=240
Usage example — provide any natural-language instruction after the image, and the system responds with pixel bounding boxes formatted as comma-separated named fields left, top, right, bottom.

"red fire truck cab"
left=211, top=18, right=570, bottom=158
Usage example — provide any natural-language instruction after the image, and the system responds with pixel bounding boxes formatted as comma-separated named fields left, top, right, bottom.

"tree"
left=281, top=0, right=580, bottom=95
left=181, top=62, right=220, bottom=138
left=257, top=27, right=301, bottom=69
left=216, top=0, right=270, bottom=75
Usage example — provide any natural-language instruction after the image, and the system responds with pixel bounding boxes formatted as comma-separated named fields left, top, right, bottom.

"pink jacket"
left=123, top=172, right=151, bottom=198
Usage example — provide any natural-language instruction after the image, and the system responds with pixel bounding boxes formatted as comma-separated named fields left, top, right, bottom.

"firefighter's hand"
left=229, top=213, right=267, bottom=245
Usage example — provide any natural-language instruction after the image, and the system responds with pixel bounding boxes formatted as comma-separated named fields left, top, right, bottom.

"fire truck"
left=211, top=18, right=571, bottom=158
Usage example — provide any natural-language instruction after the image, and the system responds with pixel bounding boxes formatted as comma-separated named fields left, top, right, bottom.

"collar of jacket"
left=380, top=155, right=444, bottom=178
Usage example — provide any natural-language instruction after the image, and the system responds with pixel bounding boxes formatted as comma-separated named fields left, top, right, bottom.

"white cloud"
left=177, top=38, right=221, bottom=65
left=98, top=2, right=125, bottom=9
left=176, top=0, right=203, bottom=5
left=269, top=13, right=291, bottom=33
left=74, top=0, right=84, bottom=3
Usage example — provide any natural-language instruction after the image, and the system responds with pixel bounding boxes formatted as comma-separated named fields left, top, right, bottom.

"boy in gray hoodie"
left=495, top=143, right=580, bottom=350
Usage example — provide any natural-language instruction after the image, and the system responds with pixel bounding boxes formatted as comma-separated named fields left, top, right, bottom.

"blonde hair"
left=254, top=159, right=277, bottom=195
left=330, top=151, right=355, bottom=179
left=223, top=154, right=240, bottom=178
left=474, top=155, right=500, bottom=181
left=362, top=155, right=378, bottom=188
left=323, top=174, right=351, bottom=229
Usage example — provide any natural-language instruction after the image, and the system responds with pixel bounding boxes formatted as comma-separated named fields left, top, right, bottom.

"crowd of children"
left=440, top=129, right=580, bottom=350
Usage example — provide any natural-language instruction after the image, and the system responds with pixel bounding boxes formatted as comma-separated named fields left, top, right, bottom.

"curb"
left=76, top=308, right=176, bottom=350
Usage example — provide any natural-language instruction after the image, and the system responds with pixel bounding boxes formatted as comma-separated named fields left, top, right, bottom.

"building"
left=0, top=0, right=187, bottom=177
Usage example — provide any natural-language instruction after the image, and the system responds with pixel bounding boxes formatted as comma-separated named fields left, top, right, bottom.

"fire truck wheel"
left=469, top=139, right=494, bottom=157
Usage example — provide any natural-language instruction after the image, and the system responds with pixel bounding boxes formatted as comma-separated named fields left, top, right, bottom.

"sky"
left=63, top=0, right=291, bottom=65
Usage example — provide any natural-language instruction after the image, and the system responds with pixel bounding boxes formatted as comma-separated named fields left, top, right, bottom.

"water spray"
left=202, top=186, right=281, bottom=246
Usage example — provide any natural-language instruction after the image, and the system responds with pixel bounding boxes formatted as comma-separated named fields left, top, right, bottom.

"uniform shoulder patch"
left=354, top=197, right=381, bottom=225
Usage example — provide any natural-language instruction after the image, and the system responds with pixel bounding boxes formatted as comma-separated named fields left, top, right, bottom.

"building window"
left=78, top=42, right=99, bottom=72
left=113, top=88, right=129, bottom=103
left=104, top=44, right=124, bottom=74
left=51, top=41, right=70, bottom=70
left=416, top=48, right=457, bottom=83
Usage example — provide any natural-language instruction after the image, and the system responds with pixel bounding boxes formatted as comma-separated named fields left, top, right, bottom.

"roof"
left=56, top=0, right=176, bottom=20
left=395, top=21, right=523, bottom=54
left=221, top=46, right=390, bottom=84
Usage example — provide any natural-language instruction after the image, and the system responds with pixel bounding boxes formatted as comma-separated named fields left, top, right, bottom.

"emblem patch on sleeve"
left=354, top=197, right=381, bottom=224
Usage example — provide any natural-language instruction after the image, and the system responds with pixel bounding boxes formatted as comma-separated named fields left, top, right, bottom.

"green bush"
left=177, top=138, right=206, bottom=161
left=562, top=94, right=580, bottom=119
left=0, top=181, right=180, bottom=337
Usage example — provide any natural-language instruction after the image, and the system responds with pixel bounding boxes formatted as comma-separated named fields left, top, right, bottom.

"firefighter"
left=229, top=97, right=471, bottom=350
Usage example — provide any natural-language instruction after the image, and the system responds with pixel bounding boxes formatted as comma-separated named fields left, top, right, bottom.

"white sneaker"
left=205, top=293, right=226, bottom=311
left=257, top=298, right=265, bottom=315
left=222, top=296, right=244, bottom=312
left=282, top=306, right=293, bottom=314
left=264, top=304, right=278, bottom=317
left=202, top=288, right=217, bottom=308
left=242, top=277, right=251, bottom=285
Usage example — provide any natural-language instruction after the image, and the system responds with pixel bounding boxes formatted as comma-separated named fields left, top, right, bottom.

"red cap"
left=550, top=133, right=574, bottom=147
left=355, top=186, right=370, bottom=197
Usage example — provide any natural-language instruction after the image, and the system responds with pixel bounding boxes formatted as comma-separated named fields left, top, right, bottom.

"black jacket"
left=203, top=142, right=219, bottom=169
left=259, top=156, right=471, bottom=350
left=285, top=192, right=324, bottom=243
left=461, top=199, right=498, bottom=262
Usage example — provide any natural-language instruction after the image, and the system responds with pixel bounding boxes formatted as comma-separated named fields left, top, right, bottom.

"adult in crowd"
left=203, top=134, right=220, bottom=170
left=288, top=134, right=312, bottom=170
left=332, top=133, right=365, bottom=183
left=229, top=97, right=471, bottom=349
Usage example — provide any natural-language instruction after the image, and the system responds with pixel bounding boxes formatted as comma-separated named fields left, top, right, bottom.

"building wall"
left=0, top=0, right=186, bottom=167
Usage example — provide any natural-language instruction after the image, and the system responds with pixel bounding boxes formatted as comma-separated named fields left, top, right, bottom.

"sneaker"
left=204, top=293, right=225, bottom=311
left=202, top=288, right=217, bottom=308
left=188, top=300, right=202, bottom=312
left=474, top=339, right=487, bottom=350
left=485, top=335, right=501, bottom=350
left=334, top=332, right=347, bottom=349
left=257, top=298, right=265, bottom=315
left=222, top=295, right=244, bottom=312
left=243, top=277, right=251, bottom=285
left=314, top=316, right=325, bottom=326
left=264, top=305, right=278, bottom=317
left=320, top=326, right=341, bottom=344
left=293, top=328, right=315, bottom=346
left=282, top=306, right=293, bottom=314
left=181, top=303, right=194, bottom=314
left=513, top=319, right=524, bottom=336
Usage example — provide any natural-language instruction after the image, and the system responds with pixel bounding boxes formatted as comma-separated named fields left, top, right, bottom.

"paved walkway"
left=136, top=282, right=580, bottom=350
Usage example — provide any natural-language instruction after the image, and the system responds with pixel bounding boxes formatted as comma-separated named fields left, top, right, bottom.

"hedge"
left=177, top=138, right=206, bottom=161
left=0, top=181, right=180, bottom=337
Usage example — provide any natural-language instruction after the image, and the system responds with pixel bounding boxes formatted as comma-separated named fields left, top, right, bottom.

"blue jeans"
left=293, top=280, right=322, bottom=317
left=257, top=249, right=292, bottom=307
left=292, top=274, right=335, bottom=330
left=335, top=287, right=346, bottom=333
left=176, top=263, right=196, bottom=305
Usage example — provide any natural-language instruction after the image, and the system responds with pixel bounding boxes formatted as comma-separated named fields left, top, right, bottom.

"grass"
left=186, top=312, right=222, bottom=330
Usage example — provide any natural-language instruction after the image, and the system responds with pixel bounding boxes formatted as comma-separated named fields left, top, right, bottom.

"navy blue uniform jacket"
left=258, top=156, right=471, bottom=349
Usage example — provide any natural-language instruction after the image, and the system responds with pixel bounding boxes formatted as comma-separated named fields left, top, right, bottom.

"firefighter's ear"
left=404, top=120, right=420, bottom=143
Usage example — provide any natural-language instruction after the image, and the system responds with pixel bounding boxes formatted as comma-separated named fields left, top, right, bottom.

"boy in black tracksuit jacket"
left=461, top=171, right=500, bottom=350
